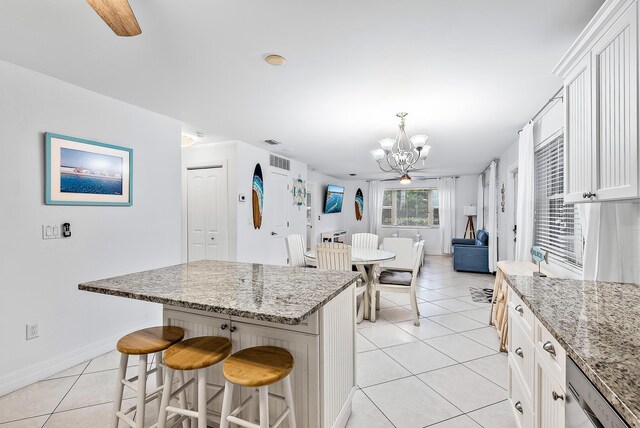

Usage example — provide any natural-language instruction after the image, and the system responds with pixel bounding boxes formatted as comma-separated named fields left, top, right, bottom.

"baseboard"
left=332, top=387, right=356, bottom=428
left=0, top=319, right=161, bottom=396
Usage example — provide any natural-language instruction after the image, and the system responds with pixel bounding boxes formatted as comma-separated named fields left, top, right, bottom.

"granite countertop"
left=506, top=275, right=640, bottom=427
left=79, top=260, right=360, bottom=325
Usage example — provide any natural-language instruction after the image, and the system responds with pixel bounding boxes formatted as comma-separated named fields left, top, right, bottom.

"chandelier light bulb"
left=370, top=149, right=385, bottom=161
left=419, top=145, right=432, bottom=159
left=410, top=134, right=429, bottom=149
left=378, top=138, right=396, bottom=151
left=400, top=174, right=412, bottom=184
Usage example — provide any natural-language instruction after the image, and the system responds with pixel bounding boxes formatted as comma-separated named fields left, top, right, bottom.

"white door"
left=187, top=166, right=228, bottom=262
left=268, top=170, right=290, bottom=265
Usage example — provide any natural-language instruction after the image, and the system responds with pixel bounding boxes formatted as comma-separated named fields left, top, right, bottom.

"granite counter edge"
left=505, top=275, right=640, bottom=428
left=78, top=276, right=359, bottom=326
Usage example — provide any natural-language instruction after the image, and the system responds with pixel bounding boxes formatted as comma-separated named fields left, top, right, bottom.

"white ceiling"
left=0, top=0, right=603, bottom=179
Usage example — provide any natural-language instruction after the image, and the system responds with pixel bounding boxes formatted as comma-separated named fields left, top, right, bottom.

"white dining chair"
left=351, top=233, right=379, bottom=250
left=316, top=243, right=366, bottom=323
left=370, top=241, right=425, bottom=326
left=285, top=234, right=309, bottom=267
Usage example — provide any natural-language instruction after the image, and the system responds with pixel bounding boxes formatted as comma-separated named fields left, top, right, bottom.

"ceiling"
left=0, top=0, right=603, bottom=179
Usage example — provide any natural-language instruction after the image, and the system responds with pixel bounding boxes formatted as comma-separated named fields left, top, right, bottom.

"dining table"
left=304, top=247, right=395, bottom=320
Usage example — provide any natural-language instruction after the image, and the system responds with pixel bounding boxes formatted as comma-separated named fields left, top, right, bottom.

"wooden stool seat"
left=223, top=346, right=294, bottom=387
left=164, top=336, right=232, bottom=371
left=116, top=326, right=184, bottom=355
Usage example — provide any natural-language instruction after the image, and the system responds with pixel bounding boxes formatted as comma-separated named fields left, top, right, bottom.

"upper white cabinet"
left=554, top=0, right=639, bottom=203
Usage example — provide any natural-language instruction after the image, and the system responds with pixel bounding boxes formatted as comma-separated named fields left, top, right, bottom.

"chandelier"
left=370, top=112, right=431, bottom=184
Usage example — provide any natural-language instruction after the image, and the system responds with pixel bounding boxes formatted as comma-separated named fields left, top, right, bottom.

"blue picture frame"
left=45, top=133, right=133, bottom=206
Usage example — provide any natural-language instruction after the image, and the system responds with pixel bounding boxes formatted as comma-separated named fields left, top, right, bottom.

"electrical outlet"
left=26, top=322, right=39, bottom=340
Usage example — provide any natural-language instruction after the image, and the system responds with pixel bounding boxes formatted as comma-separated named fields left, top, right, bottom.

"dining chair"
left=370, top=241, right=425, bottom=326
left=315, top=243, right=366, bottom=323
left=351, top=233, right=379, bottom=250
left=285, top=234, right=309, bottom=267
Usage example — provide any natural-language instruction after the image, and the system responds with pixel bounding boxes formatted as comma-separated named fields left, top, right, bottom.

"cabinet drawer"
left=508, top=288, right=535, bottom=340
left=535, top=319, right=566, bottom=390
left=509, top=360, right=534, bottom=428
left=509, top=310, right=535, bottom=400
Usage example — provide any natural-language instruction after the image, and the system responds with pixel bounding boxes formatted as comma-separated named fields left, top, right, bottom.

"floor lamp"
left=464, top=205, right=477, bottom=239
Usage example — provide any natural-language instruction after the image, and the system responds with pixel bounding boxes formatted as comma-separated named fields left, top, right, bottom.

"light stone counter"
left=79, top=259, right=359, bottom=325
left=506, top=275, right=640, bottom=427
left=79, top=260, right=360, bottom=427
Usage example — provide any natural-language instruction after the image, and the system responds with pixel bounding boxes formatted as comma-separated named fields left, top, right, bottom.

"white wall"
left=0, top=60, right=182, bottom=394
left=182, top=141, right=308, bottom=265
left=307, top=171, right=369, bottom=245
left=235, top=142, right=307, bottom=265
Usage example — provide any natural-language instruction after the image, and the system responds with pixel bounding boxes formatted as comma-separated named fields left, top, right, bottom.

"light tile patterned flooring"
left=0, top=256, right=516, bottom=428
left=348, top=256, right=517, bottom=428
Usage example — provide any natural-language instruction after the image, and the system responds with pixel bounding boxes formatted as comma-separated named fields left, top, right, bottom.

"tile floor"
left=0, top=256, right=516, bottom=428
left=348, top=256, right=516, bottom=428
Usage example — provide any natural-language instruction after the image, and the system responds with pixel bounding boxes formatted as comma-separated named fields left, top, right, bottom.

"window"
left=534, top=135, right=583, bottom=271
left=381, top=188, right=439, bottom=227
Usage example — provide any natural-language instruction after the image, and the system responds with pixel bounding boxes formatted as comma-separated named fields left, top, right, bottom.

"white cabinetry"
left=535, top=357, right=566, bottom=428
left=554, top=0, right=639, bottom=203
left=163, top=283, right=355, bottom=428
left=507, top=286, right=566, bottom=428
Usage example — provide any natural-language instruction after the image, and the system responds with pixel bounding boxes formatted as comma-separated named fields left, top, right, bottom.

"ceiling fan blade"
left=87, top=0, right=142, bottom=37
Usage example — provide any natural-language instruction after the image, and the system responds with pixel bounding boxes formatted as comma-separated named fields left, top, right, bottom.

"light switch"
left=42, top=224, right=61, bottom=240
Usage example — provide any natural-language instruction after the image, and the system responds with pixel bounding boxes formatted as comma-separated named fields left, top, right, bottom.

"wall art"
left=291, top=175, right=306, bottom=210
left=252, top=163, right=264, bottom=229
left=355, top=188, right=364, bottom=221
left=45, top=133, right=132, bottom=206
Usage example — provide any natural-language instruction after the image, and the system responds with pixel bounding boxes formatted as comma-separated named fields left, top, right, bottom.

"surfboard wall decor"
left=355, top=188, right=364, bottom=221
left=252, top=164, right=264, bottom=229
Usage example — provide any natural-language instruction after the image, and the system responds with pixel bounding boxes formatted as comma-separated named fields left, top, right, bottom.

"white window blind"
left=534, top=135, right=583, bottom=271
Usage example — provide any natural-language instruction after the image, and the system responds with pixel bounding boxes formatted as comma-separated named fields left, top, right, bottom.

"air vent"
left=264, top=139, right=281, bottom=146
left=270, top=154, right=290, bottom=171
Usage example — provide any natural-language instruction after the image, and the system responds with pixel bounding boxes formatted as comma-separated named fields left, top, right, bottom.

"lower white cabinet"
left=535, top=356, right=566, bottom=428
left=163, top=283, right=356, bottom=428
left=508, top=286, right=566, bottom=428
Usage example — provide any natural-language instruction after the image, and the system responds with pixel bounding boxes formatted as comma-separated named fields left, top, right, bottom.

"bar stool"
left=112, top=326, right=185, bottom=428
left=219, top=346, right=297, bottom=428
left=157, top=336, right=232, bottom=428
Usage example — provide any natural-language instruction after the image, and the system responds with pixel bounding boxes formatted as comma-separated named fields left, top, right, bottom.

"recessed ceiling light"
left=282, top=147, right=293, bottom=152
left=196, top=131, right=206, bottom=138
left=265, top=139, right=281, bottom=145
left=265, top=54, right=286, bottom=66
left=349, top=173, right=357, bottom=176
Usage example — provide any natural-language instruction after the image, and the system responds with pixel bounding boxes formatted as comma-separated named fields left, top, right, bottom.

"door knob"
left=271, top=231, right=278, bottom=236
left=220, top=324, right=228, bottom=330
left=583, top=192, right=596, bottom=199
left=229, top=326, right=237, bottom=333
left=515, top=304, right=523, bottom=315
left=514, top=401, right=523, bottom=413
left=515, top=347, right=524, bottom=358
left=552, top=391, right=564, bottom=401
left=211, top=237, right=215, bottom=240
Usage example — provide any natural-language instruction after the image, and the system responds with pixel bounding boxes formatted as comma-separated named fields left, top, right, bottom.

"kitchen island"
left=506, top=275, right=640, bottom=428
left=79, top=260, right=360, bottom=428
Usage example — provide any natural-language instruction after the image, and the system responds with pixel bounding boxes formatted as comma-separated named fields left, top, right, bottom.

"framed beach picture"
left=45, top=133, right=133, bottom=206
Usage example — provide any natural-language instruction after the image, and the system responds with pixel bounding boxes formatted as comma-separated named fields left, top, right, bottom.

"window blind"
left=534, top=135, right=583, bottom=271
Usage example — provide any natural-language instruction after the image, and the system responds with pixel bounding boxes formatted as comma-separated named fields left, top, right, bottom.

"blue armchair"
left=452, top=230, right=490, bottom=273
